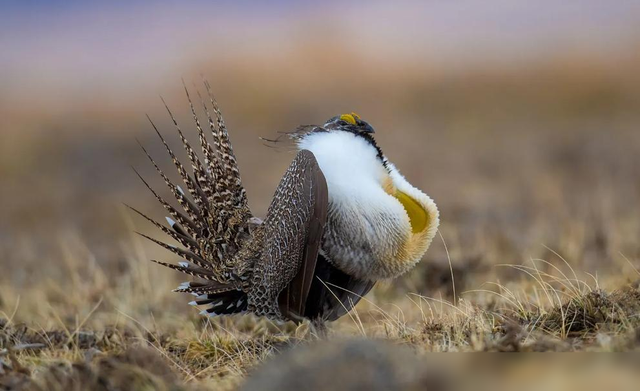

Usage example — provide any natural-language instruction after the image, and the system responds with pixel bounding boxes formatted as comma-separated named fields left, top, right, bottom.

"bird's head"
left=292, top=112, right=385, bottom=166
left=322, top=112, right=375, bottom=135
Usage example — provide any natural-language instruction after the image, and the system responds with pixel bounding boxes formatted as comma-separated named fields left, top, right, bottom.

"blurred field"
left=2, top=1, right=640, bottom=390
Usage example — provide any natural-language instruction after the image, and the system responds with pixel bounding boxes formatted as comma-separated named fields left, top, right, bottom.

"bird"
left=129, top=83, right=439, bottom=323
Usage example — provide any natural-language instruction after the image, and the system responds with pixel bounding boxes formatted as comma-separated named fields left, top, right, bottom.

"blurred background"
left=1, top=0, right=640, bottom=324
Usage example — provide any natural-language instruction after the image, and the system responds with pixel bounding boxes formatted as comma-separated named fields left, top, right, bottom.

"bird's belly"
left=320, top=205, right=425, bottom=281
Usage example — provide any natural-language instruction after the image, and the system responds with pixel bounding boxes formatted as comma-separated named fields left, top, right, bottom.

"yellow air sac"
left=395, top=191, right=429, bottom=233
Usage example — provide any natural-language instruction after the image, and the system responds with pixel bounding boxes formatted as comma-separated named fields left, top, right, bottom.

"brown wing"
left=277, top=180, right=327, bottom=320
left=247, top=150, right=328, bottom=319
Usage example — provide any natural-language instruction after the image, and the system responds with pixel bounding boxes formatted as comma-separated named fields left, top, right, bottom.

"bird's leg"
left=309, top=317, right=328, bottom=339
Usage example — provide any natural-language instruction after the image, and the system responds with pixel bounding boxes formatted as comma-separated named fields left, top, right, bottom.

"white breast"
left=297, top=131, right=418, bottom=280
left=297, top=131, right=388, bottom=198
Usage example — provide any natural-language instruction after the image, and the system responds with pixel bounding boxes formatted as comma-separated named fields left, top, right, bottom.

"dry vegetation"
left=2, top=45, right=640, bottom=389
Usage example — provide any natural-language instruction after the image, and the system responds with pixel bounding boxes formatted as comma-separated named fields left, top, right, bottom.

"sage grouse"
left=130, top=85, right=439, bottom=322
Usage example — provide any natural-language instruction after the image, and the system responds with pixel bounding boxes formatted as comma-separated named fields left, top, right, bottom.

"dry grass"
left=1, top=227, right=639, bottom=389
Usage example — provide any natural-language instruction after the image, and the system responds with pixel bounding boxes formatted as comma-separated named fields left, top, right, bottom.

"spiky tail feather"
left=175, top=280, right=247, bottom=316
left=132, top=81, right=253, bottom=316
left=190, top=290, right=248, bottom=317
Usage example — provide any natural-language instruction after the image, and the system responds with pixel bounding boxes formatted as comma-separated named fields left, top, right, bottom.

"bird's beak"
left=359, top=121, right=375, bottom=134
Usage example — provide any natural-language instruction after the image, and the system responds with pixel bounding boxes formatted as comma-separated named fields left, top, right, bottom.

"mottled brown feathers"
left=133, top=84, right=330, bottom=321
left=247, top=150, right=328, bottom=318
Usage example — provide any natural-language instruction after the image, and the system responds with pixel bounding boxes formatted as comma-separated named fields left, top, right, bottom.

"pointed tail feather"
left=182, top=81, right=217, bottom=203
left=191, top=290, right=248, bottom=316
left=125, top=204, right=199, bottom=253
left=136, top=139, right=202, bottom=227
left=195, top=87, right=234, bottom=217
left=158, top=98, right=212, bottom=216
left=136, top=232, right=210, bottom=270
left=132, top=167, right=199, bottom=239
left=173, top=280, right=242, bottom=295
left=144, top=117, right=207, bottom=222
left=203, top=80, right=247, bottom=209
left=150, top=259, right=216, bottom=280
